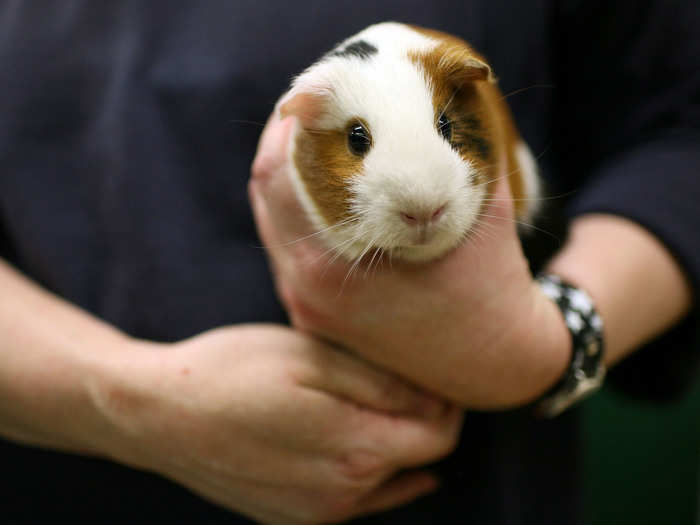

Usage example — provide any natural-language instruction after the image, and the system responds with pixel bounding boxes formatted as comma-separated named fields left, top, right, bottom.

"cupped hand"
left=249, top=115, right=569, bottom=409
left=100, top=324, right=461, bottom=524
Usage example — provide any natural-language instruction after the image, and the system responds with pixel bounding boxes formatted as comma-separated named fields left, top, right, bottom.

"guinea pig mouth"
left=395, top=226, right=447, bottom=249
left=408, top=229, right=433, bottom=246
left=401, top=218, right=449, bottom=245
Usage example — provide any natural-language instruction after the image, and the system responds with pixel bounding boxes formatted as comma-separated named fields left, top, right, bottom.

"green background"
left=583, top=380, right=700, bottom=524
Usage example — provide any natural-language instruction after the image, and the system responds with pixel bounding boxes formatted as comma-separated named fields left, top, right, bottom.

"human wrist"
left=508, top=280, right=572, bottom=407
left=458, top=279, right=571, bottom=410
left=0, top=326, right=138, bottom=458
left=80, top=336, right=173, bottom=470
left=534, top=274, right=610, bottom=417
left=545, top=214, right=692, bottom=365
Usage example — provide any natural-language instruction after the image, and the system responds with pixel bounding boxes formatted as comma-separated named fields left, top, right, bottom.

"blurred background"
left=583, top=380, right=700, bottom=524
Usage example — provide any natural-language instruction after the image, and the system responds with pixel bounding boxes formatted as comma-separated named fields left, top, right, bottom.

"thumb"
left=250, top=114, right=295, bottom=186
left=249, top=115, right=311, bottom=248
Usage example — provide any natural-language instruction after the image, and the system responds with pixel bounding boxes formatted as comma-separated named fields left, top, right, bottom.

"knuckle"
left=249, top=158, right=266, bottom=185
left=285, top=291, right=328, bottom=333
left=250, top=146, right=274, bottom=182
left=373, top=373, right=416, bottom=411
left=332, top=448, right=387, bottom=484
left=440, top=432, right=460, bottom=458
left=276, top=282, right=297, bottom=313
left=435, top=420, right=462, bottom=458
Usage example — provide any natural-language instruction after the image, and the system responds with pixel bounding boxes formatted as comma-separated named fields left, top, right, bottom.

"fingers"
left=161, top=325, right=460, bottom=524
left=292, top=337, right=463, bottom=469
left=292, top=340, right=462, bottom=476
left=249, top=115, right=315, bottom=251
left=366, top=405, right=464, bottom=469
left=251, top=113, right=294, bottom=186
left=353, top=471, right=440, bottom=519
left=250, top=114, right=299, bottom=212
left=296, top=342, right=447, bottom=417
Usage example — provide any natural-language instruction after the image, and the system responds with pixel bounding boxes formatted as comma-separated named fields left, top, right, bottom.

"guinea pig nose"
left=400, top=212, right=419, bottom=225
left=431, top=204, right=446, bottom=221
left=400, top=204, right=446, bottom=225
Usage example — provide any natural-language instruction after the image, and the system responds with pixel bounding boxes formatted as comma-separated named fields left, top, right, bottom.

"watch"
left=534, top=274, right=607, bottom=418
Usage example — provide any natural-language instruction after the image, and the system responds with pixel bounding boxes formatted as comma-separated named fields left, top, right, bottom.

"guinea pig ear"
left=412, top=40, right=497, bottom=88
left=456, top=56, right=496, bottom=83
left=409, top=26, right=496, bottom=85
left=278, top=91, right=324, bottom=127
left=277, top=76, right=333, bottom=128
left=440, top=50, right=496, bottom=85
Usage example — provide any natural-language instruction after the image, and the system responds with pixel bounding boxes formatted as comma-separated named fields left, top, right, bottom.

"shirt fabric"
left=0, top=1, right=698, bottom=523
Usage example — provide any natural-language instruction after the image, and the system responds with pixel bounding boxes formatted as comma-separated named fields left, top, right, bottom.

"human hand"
left=97, top=324, right=461, bottom=524
left=249, top=115, right=570, bottom=409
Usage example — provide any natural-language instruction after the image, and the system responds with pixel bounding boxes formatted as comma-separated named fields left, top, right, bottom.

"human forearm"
left=545, top=213, right=693, bottom=367
left=0, top=257, right=460, bottom=521
left=0, top=257, right=135, bottom=455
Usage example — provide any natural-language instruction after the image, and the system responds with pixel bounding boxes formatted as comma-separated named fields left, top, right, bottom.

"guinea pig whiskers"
left=459, top=228, right=488, bottom=266
left=480, top=202, right=518, bottom=210
left=316, top=221, right=378, bottom=281
left=250, top=222, right=355, bottom=252
left=500, top=84, right=556, bottom=101
left=316, top=234, right=364, bottom=276
left=435, top=90, right=457, bottom=127
left=364, top=246, right=385, bottom=279
left=472, top=159, right=537, bottom=192
left=342, top=235, right=380, bottom=289
left=467, top=219, right=500, bottom=245
left=476, top=212, right=561, bottom=242
left=276, top=216, right=361, bottom=247
left=329, top=235, right=365, bottom=264
left=227, top=119, right=266, bottom=128
left=482, top=192, right=572, bottom=204
left=376, top=249, right=389, bottom=275
left=473, top=165, right=521, bottom=188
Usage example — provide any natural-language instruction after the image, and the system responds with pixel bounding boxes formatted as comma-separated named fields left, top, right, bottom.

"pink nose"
left=400, top=204, right=446, bottom=226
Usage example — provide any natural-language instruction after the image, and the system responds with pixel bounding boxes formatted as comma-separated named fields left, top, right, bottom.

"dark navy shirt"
left=0, top=1, right=698, bottom=523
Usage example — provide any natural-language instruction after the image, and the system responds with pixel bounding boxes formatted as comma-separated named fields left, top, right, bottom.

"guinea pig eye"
left=347, top=123, right=372, bottom=156
left=437, top=114, right=452, bottom=141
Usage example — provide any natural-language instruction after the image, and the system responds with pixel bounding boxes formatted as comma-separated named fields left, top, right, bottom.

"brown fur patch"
left=282, top=89, right=364, bottom=226
left=293, top=122, right=365, bottom=226
left=408, top=26, right=529, bottom=218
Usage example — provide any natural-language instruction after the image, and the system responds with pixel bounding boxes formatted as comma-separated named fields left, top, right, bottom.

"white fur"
left=514, top=141, right=541, bottom=224
left=279, top=22, right=488, bottom=262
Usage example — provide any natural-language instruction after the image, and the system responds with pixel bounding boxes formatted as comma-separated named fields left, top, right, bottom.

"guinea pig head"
left=279, top=23, right=499, bottom=262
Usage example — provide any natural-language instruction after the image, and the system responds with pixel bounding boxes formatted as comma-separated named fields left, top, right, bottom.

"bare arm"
left=0, top=257, right=130, bottom=454
left=546, top=213, right=692, bottom=368
left=0, top=257, right=462, bottom=523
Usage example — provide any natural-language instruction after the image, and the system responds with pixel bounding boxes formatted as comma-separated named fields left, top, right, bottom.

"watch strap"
left=535, top=274, right=606, bottom=418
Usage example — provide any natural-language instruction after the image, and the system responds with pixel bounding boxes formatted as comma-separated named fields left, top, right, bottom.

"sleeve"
left=553, top=1, right=700, bottom=399
left=0, top=220, right=10, bottom=260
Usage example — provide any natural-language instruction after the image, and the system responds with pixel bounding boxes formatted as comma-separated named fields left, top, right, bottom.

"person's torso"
left=0, top=3, right=579, bottom=523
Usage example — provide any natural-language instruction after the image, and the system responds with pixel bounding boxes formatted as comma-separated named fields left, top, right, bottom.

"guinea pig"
left=276, top=22, right=540, bottom=263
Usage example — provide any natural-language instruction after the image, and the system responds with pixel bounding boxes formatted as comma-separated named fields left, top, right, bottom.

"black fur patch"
left=330, top=40, right=378, bottom=60
left=454, top=116, right=491, bottom=160
left=467, top=135, right=491, bottom=160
